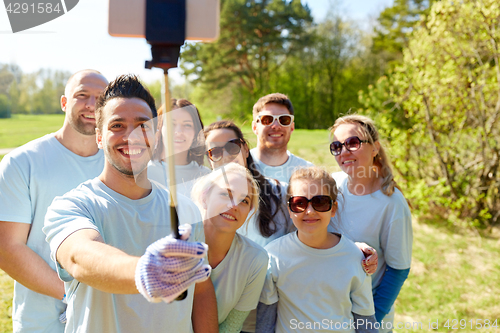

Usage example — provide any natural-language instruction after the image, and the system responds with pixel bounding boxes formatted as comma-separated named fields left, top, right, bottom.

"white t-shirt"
left=0, top=133, right=104, bottom=333
left=249, top=148, right=313, bottom=183
left=237, top=178, right=293, bottom=248
left=260, top=232, right=375, bottom=333
left=332, top=171, right=412, bottom=288
left=44, top=178, right=202, bottom=333
left=192, top=222, right=268, bottom=324
left=147, top=160, right=211, bottom=198
left=332, top=171, right=412, bottom=333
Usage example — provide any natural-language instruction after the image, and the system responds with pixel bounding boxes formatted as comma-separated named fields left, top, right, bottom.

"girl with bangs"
left=256, top=167, right=377, bottom=333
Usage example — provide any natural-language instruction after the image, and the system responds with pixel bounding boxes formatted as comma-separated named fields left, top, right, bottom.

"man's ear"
left=290, top=121, right=295, bottom=133
left=252, top=120, right=258, bottom=135
left=96, top=128, right=103, bottom=149
left=60, top=96, right=67, bottom=112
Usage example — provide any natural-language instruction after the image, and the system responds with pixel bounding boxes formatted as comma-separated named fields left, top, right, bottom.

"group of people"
left=0, top=69, right=412, bottom=333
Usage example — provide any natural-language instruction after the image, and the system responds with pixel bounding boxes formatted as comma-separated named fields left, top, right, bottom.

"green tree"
left=0, top=67, right=14, bottom=95
left=360, top=0, right=500, bottom=228
left=0, top=94, right=11, bottom=118
left=274, top=14, right=372, bottom=128
left=372, top=0, right=440, bottom=65
left=181, top=0, right=313, bottom=118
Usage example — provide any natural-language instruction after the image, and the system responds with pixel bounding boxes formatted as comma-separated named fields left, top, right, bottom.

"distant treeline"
left=0, top=65, right=70, bottom=118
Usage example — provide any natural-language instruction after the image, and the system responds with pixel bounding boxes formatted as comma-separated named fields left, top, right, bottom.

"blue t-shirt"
left=0, top=133, right=104, bottom=333
left=44, top=178, right=202, bottom=332
left=249, top=148, right=313, bottom=183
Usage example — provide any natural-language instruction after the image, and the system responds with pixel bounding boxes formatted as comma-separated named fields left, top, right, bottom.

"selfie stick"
left=144, top=0, right=187, bottom=300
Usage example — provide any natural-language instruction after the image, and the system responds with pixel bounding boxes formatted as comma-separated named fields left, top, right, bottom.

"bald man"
left=0, top=70, right=108, bottom=333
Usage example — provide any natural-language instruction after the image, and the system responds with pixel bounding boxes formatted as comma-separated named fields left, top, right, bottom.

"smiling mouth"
left=118, top=147, right=146, bottom=158
left=303, top=219, right=319, bottom=224
left=220, top=213, right=236, bottom=221
left=82, top=114, right=95, bottom=119
left=343, top=160, right=355, bottom=165
left=269, top=134, right=282, bottom=137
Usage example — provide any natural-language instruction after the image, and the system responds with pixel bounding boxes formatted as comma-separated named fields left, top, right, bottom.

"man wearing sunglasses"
left=250, top=93, right=313, bottom=183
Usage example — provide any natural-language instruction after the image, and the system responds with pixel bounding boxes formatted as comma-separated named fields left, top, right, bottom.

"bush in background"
left=359, top=0, right=500, bottom=229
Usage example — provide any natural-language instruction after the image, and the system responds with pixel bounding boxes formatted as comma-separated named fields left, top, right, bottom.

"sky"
left=0, top=0, right=393, bottom=84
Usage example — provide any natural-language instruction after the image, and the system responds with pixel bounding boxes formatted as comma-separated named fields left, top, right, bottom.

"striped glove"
left=135, top=224, right=211, bottom=303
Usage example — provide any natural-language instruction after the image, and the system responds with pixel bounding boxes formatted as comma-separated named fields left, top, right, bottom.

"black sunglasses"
left=257, top=114, right=294, bottom=127
left=288, top=195, right=333, bottom=213
left=206, top=139, right=243, bottom=162
left=330, top=136, right=368, bottom=156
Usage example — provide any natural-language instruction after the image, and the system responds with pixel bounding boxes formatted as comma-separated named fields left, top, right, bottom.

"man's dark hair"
left=252, top=93, right=294, bottom=116
left=95, top=74, right=157, bottom=131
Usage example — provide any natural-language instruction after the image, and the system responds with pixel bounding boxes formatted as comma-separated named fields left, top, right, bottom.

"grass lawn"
left=0, top=114, right=64, bottom=149
left=0, top=115, right=499, bottom=332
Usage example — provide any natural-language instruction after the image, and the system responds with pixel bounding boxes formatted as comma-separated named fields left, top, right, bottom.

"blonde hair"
left=191, top=163, right=260, bottom=219
left=330, top=114, right=401, bottom=197
left=287, top=167, right=339, bottom=202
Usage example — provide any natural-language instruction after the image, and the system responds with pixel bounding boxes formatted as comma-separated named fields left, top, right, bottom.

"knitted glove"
left=135, top=224, right=211, bottom=303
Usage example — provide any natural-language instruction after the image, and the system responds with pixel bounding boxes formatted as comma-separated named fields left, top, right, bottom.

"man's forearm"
left=0, top=221, right=64, bottom=299
left=56, top=229, right=139, bottom=294
left=0, top=242, right=65, bottom=299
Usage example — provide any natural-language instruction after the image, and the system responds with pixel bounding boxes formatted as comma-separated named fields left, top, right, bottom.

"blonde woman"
left=204, top=120, right=379, bottom=332
left=330, top=115, right=412, bottom=333
left=191, top=163, right=268, bottom=333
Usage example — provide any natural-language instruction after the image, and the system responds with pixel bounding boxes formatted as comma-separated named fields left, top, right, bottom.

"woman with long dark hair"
left=148, top=99, right=210, bottom=197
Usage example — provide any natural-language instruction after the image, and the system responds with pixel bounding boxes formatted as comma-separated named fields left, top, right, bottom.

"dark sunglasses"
left=257, top=114, right=294, bottom=127
left=330, top=136, right=368, bottom=156
left=206, top=139, right=243, bottom=162
left=288, top=195, right=333, bottom=213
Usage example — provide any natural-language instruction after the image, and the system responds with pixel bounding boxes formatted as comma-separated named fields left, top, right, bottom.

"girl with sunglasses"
left=204, top=120, right=293, bottom=332
left=256, top=167, right=377, bottom=333
left=148, top=99, right=211, bottom=197
left=190, top=163, right=268, bottom=333
left=204, top=120, right=379, bottom=332
left=330, top=115, right=412, bottom=333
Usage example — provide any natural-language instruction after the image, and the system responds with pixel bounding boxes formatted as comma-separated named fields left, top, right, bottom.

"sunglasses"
left=330, top=136, right=368, bottom=156
left=257, top=114, right=294, bottom=127
left=206, top=139, right=243, bottom=162
left=288, top=195, right=333, bottom=213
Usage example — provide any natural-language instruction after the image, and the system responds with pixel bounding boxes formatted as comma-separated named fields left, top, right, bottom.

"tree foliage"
left=181, top=1, right=377, bottom=127
left=372, top=0, right=440, bottom=65
left=0, top=64, right=70, bottom=115
left=181, top=0, right=312, bottom=95
left=360, top=0, right=500, bottom=228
